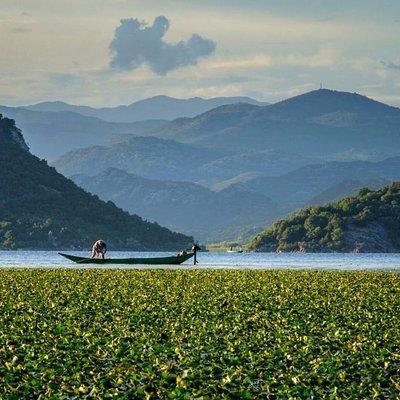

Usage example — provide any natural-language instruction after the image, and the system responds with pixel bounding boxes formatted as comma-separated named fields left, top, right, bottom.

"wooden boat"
left=59, top=252, right=194, bottom=265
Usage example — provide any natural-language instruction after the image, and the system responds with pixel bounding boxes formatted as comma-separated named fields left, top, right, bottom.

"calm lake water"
left=0, top=250, right=399, bottom=270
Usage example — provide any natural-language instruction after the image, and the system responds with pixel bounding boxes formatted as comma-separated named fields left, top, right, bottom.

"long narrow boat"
left=59, top=252, right=194, bottom=265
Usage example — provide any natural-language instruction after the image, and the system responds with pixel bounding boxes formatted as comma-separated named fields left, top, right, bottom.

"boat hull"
left=58, top=252, right=194, bottom=265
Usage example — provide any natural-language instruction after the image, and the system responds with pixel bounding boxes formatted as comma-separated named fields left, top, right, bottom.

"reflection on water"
left=0, top=250, right=399, bottom=270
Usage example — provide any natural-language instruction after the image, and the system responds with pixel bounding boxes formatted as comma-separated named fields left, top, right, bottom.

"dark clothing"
left=191, top=244, right=201, bottom=265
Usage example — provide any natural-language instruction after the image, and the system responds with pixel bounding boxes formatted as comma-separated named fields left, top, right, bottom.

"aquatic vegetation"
left=0, top=269, right=399, bottom=398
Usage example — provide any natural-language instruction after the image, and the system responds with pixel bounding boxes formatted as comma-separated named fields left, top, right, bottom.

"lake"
left=0, top=250, right=399, bottom=270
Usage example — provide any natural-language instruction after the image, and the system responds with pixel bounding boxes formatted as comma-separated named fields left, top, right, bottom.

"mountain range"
left=0, top=114, right=192, bottom=250
left=0, top=95, right=264, bottom=160
left=24, top=95, right=267, bottom=122
left=52, top=89, right=400, bottom=188
left=146, top=89, right=400, bottom=157
left=50, top=89, right=400, bottom=242
left=5, top=88, right=400, bottom=244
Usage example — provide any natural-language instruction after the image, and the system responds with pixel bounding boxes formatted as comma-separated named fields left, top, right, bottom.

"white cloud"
left=1, top=1, right=400, bottom=106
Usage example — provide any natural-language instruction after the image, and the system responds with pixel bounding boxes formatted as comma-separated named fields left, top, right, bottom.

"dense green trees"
left=0, top=115, right=192, bottom=250
left=249, top=182, right=400, bottom=252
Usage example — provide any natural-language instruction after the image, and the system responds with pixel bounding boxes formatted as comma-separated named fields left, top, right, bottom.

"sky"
left=1, top=0, right=400, bottom=107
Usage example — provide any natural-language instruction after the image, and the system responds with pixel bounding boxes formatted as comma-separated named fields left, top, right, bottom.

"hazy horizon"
left=3, top=88, right=400, bottom=111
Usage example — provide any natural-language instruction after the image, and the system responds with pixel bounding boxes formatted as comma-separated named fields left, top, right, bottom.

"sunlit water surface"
left=0, top=251, right=399, bottom=270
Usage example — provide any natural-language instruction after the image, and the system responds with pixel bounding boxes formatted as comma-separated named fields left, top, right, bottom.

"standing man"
left=91, top=240, right=107, bottom=259
left=191, top=243, right=201, bottom=265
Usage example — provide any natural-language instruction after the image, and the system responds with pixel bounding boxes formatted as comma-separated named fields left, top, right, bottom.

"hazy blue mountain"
left=201, top=150, right=319, bottom=188
left=24, top=101, right=100, bottom=115
left=235, top=157, right=400, bottom=210
left=52, top=136, right=225, bottom=181
left=10, top=88, right=400, bottom=166
left=0, top=114, right=192, bottom=250
left=148, top=89, right=400, bottom=158
left=0, top=105, right=166, bottom=160
left=49, top=89, right=400, bottom=244
left=73, top=168, right=278, bottom=243
left=309, top=178, right=391, bottom=205
left=52, top=135, right=318, bottom=187
left=25, top=95, right=267, bottom=123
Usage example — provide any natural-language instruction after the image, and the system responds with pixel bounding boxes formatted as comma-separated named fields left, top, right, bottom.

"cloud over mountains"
left=109, top=16, right=216, bottom=75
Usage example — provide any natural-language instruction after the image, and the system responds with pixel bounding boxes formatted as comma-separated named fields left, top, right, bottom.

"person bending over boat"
left=91, top=240, right=107, bottom=259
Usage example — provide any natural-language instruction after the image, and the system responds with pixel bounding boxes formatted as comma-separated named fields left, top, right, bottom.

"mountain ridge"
left=52, top=136, right=225, bottom=181
left=52, top=135, right=319, bottom=186
left=24, top=95, right=267, bottom=123
left=147, top=89, right=400, bottom=156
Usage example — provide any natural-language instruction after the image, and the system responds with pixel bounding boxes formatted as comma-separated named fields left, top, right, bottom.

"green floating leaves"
left=0, top=269, right=399, bottom=398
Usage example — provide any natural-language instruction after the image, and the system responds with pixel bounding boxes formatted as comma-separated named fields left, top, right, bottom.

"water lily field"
left=0, top=269, right=399, bottom=398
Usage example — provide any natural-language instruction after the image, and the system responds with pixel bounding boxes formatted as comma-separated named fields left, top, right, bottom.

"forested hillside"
left=0, top=115, right=192, bottom=250
left=249, top=183, right=400, bottom=253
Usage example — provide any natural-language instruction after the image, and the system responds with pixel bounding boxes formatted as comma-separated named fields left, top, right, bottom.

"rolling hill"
left=72, top=168, right=278, bottom=242
left=0, top=114, right=192, bottom=250
left=249, top=182, right=400, bottom=253
left=52, top=136, right=225, bottom=182
left=53, top=135, right=318, bottom=187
